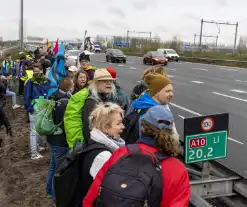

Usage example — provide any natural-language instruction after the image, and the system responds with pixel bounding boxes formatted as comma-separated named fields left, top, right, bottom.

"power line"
left=126, top=30, right=152, bottom=48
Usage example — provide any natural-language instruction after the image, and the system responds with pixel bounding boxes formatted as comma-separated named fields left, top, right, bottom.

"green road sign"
left=185, top=130, right=228, bottom=164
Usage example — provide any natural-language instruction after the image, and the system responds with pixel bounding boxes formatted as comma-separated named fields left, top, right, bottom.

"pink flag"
left=53, top=39, right=59, bottom=55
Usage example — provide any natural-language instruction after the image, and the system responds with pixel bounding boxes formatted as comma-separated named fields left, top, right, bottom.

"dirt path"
left=0, top=99, right=53, bottom=207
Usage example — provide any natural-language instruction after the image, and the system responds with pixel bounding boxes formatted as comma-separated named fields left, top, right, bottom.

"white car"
left=65, top=50, right=81, bottom=63
left=157, top=48, right=179, bottom=62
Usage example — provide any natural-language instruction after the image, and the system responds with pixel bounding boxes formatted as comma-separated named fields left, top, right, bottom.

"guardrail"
left=0, top=46, right=19, bottom=57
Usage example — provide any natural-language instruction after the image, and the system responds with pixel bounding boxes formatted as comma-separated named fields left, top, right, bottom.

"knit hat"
left=93, top=69, right=115, bottom=81
left=144, top=73, right=172, bottom=96
left=142, top=105, right=174, bottom=130
left=106, top=68, right=117, bottom=79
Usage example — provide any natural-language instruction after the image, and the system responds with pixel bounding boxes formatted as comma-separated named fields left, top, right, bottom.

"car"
left=93, top=44, right=101, bottom=53
left=157, top=48, right=179, bottom=62
left=106, top=49, right=126, bottom=63
left=143, top=51, right=168, bottom=65
left=65, top=50, right=81, bottom=64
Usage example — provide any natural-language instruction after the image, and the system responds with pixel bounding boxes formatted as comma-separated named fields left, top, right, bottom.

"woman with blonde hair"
left=78, top=102, right=125, bottom=202
left=83, top=105, right=190, bottom=207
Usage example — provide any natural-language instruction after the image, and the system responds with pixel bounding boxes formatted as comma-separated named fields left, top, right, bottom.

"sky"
left=1, top=0, right=247, bottom=45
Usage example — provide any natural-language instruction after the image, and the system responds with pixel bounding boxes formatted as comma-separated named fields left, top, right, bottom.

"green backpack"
left=33, top=96, right=63, bottom=136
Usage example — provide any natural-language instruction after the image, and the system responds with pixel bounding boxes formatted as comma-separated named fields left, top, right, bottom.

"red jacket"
left=83, top=143, right=191, bottom=207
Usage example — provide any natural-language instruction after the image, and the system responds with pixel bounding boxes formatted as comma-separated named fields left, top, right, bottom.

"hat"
left=106, top=68, right=117, bottom=79
left=68, top=66, right=78, bottom=72
left=65, top=59, right=75, bottom=67
left=93, top=69, right=115, bottom=81
left=144, top=73, right=172, bottom=96
left=142, top=105, right=174, bottom=130
left=79, top=53, right=90, bottom=62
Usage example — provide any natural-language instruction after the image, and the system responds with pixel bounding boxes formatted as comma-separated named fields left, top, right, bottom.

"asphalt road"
left=90, top=53, right=247, bottom=178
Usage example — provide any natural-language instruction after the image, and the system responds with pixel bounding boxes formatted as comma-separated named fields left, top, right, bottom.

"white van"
left=157, top=49, right=179, bottom=62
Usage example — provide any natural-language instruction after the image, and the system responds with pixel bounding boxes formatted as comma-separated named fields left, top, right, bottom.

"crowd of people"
left=0, top=45, right=191, bottom=207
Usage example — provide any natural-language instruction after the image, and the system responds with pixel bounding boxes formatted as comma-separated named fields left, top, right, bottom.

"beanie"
left=144, top=73, right=172, bottom=96
left=106, top=68, right=117, bottom=79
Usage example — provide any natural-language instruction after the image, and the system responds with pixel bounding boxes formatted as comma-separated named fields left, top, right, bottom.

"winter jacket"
left=24, top=79, right=51, bottom=113
left=1, top=60, right=14, bottom=76
left=82, top=92, right=117, bottom=144
left=115, top=81, right=129, bottom=112
left=83, top=66, right=96, bottom=80
left=80, top=128, right=125, bottom=200
left=18, top=59, right=32, bottom=79
left=46, top=89, right=72, bottom=147
left=83, top=143, right=191, bottom=207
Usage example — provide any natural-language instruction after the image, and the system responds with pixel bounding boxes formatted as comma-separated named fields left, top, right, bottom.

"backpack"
left=95, top=144, right=170, bottom=207
left=33, top=96, right=63, bottom=136
left=54, top=141, right=112, bottom=207
left=121, top=108, right=148, bottom=144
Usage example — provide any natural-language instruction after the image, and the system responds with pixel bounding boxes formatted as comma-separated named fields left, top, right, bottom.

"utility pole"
left=195, top=34, right=218, bottom=51
left=126, top=30, right=151, bottom=49
left=127, top=30, right=129, bottom=48
left=198, top=19, right=238, bottom=54
left=20, top=0, right=24, bottom=51
left=199, top=19, right=203, bottom=52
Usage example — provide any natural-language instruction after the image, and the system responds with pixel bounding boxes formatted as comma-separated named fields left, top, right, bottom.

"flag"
left=46, top=39, right=52, bottom=48
left=53, top=38, right=59, bottom=55
left=47, top=42, right=67, bottom=97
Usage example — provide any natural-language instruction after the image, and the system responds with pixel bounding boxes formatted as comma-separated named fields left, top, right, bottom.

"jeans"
left=29, top=113, right=40, bottom=155
left=46, top=144, right=68, bottom=201
left=5, top=90, right=17, bottom=106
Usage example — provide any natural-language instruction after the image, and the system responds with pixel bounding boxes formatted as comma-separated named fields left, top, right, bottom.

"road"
left=90, top=53, right=247, bottom=178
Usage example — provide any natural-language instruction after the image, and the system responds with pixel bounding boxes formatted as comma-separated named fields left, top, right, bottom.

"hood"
left=84, top=65, right=96, bottom=71
left=132, top=91, right=159, bottom=110
left=53, top=89, right=72, bottom=101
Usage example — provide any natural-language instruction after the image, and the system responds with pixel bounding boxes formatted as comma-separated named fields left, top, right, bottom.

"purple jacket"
left=17, top=59, right=31, bottom=78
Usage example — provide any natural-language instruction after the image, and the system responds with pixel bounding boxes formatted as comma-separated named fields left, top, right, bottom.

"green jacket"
left=64, top=88, right=89, bottom=148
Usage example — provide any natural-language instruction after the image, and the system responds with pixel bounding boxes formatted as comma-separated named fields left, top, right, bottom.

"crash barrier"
left=0, top=46, right=19, bottom=58
left=184, top=113, right=247, bottom=206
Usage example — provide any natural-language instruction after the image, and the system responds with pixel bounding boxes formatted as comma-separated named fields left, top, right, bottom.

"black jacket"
left=46, top=90, right=72, bottom=147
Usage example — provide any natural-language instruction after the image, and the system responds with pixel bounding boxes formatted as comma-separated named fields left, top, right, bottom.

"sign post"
left=184, top=113, right=229, bottom=168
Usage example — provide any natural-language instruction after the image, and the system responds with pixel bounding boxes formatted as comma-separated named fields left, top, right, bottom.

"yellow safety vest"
left=21, top=70, right=33, bottom=84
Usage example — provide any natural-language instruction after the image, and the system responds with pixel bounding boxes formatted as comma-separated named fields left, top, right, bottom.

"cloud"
left=132, top=0, right=156, bottom=11
left=108, top=7, right=125, bottom=18
left=184, top=14, right=200, bottom=22
left=111, top=21, right=130, bottom=30
left=215, top=0, right=228, bottom=7
left=152, top=25, right=170, bottom=33
left=88, top=20, right=112, bottom=30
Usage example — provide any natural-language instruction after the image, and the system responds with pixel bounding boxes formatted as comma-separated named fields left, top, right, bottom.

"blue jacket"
left=132, top=92, right=159, bottom=110
left=24, top=79, right=51, bottom=113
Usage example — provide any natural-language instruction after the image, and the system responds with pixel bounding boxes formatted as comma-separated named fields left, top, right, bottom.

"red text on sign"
left=189, top=137, right=207, bottom=148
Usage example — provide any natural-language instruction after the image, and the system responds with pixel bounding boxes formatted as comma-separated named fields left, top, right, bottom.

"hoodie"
left=83, top=66, right=96, bottom=80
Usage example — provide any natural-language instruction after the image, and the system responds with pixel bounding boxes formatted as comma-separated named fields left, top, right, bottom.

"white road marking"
left=170, top=102, right=243, bottom=145
left=178, top=114, right=185, bottom=119
left=192, top=68, right=208, bottom=71
left=236, top=80, right=247, bottom=83
left=168, top=75, right=174, bottom=78
left=109, top=63, right=112, bottom=64
left=166, top=68, right=177, bottom=71
left=127, top=61, right=133, bottom=64
left=118, top=64, right=124, bottom=67
left=130, top=67, right=136, bottom=70
left=230, top=89, right=247, bottom=94
left=212, top=92, right=247, bottom=103
left=100, top=61, right=104, bottom=63
left=191, top=81, right=204, bottom=84
left=220, top=68, right=238, bottom=72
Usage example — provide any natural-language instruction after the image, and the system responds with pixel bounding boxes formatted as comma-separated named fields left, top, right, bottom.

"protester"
left=106, top=68, right=129, bottom=112
left=82, top=69, right=117, bottom=143
left=68, top=66, right=78, bottom=81
left=24, top=63, right=51, bottom=160
left=77, top=102, right=125, bottom=202
left=73, top=70, right=89, bottom=94
left=83, top=105, right=191, bottom=207
left=122, top=73, right=178, bottom=144
left=46, top=77, right=74, bottom=201
left=80, top=55, right=96, bottom=80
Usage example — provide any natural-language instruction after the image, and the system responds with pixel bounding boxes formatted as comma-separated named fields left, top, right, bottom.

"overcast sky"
left=1, top=0, right=247, bottom=45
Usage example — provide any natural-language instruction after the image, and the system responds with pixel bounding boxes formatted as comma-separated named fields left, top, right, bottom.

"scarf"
left=90, top=128, right=125, bottom=151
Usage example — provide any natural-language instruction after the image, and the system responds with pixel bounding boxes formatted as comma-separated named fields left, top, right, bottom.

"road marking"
left=100, top=61, right=104, bottom=63
left=170, top=102, right=243, bottom=144
left=130, top=67, right=136, bottom=70
left=212, top=92, right=247, bottom=103
left=168, top=75, right=174, bottom=78
left=178, top=114, right=185, bottom=119
left=127, top=61, right=133, bottom=64
left=109, top=63, right=112, bottom=64
left=230, top=89, right=247, bottom=94
left=236, top=80, right=247, bottom=83
left=117, top=64, right=124, bottom=67
left=192, top=68, right=208, bottom=71
left=166, top=68, right=177, bottom=71
left=220, top=68, right=238, bottom=72
left=191, top=81, right=204, bottom=84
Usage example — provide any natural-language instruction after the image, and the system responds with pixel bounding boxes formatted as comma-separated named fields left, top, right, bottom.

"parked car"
left=106, top=49, right=126, bottom=63
left=143, top=51, right=168, bottom=65
left=157, top=48, right=179, bottom=62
